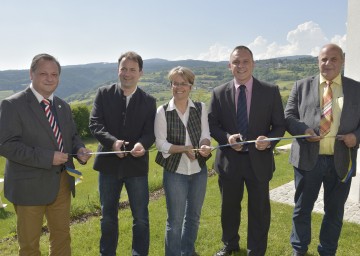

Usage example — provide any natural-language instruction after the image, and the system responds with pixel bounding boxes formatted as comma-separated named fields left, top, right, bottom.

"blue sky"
left=0, top=0, right=348, bottom=70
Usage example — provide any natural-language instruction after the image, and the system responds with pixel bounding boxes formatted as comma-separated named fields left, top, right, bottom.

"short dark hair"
left=118, top=51, right=143, bottom=71
left=30, top=53, right=61, bottom=74
left=231, top=45, right=254, bottom=60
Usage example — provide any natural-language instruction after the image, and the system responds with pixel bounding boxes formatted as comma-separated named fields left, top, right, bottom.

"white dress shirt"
left=154, top=98, right=211, bottom=175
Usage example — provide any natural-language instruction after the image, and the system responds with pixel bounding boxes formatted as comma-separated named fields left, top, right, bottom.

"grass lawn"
left=1, top=141, right=360, bottom=255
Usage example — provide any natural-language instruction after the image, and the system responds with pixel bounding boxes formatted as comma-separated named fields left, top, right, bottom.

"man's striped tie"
left=319, top=81, right=333, bottom=136
left=40, top=99, right=64, bottom=152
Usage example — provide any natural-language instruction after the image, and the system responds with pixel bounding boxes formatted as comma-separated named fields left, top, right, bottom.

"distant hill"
left=268, top=55, right=312, bottom=60
left=0, top=56, right=318, bottom=104
left=0, top=62, right=118, bottom=99
left=0, top=59, right=229, bottom=99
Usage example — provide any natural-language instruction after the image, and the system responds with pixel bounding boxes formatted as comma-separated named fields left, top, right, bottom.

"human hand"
left=337, top=133, right=357, bottom=148
left=53, top=151, right=69, bottom=165
left=198, top=145, right=212, bottom=157
left=228, top=133, right=243, bottom=151
left=112, top=140, right=129, bottom=158
left=304, top=128, right=322, bottom=142
left=184, top=145, right=196, bottom=161
left=76, top=147, right=92, bottom=164
left=130, top=142, right=145, bottom=157
left=255, top=136, right=270, bottom=151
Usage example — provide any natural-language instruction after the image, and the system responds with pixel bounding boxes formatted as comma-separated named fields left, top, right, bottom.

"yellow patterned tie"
left=319, top=81, right=333, bottom=136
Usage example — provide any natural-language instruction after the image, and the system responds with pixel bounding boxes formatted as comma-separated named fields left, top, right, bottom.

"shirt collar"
left=233, top=76, right=254, bottom=91
left=167, top=97, right=195, bottom=112
left=29, top=83, right=54, bottom=103
left=118, top=83, right=138, bottom=97
left=319, top=73, right=342, bottom=86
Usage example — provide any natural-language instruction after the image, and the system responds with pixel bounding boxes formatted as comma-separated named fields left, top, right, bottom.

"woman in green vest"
left=155, top=66, right=212, bottom=256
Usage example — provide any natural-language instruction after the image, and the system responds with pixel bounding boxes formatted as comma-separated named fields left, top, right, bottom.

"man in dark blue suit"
left=209, top=46, right=285, bottom=256
left=285, top=44, right=360, bottom=256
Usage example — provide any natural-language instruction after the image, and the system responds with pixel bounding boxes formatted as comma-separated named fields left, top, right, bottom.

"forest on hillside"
left=0, top=56, right=319, bottom=106
left=0, top=56, right=321, bottom=138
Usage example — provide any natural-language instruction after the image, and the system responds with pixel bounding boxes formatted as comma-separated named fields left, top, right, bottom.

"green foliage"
left=71, top=104, right=91, bottom=138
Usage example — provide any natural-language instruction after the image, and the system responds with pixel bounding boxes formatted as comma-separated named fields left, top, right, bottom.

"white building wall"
left=345, top=0, right=360, bottom=202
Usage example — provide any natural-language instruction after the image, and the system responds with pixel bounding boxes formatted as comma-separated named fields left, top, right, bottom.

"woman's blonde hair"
left=168, top=66, right=195, bottom=85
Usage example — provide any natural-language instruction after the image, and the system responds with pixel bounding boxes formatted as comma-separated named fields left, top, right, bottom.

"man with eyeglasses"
left=208, top=45, right=285, bottom=256
left=89, top=51, right=156, bottom=256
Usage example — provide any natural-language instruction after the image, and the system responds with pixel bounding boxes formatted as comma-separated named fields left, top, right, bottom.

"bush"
left=71, top=104, right=91, bottom=138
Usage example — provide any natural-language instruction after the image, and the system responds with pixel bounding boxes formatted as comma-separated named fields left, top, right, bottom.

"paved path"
left=270, top=144, right=360, bottom=225
left=270, top=181, right=360, bottom=224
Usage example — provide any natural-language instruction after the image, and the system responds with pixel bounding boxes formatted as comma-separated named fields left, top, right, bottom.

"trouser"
left=15, top=171, right=71, bottom=256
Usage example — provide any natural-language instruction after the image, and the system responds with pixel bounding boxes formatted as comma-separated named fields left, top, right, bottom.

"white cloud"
left=253, top=21, right=330, bottom=59
left=173, top=54, right=194, bottom=61
left=192, top=21, right=347, bottom=61
left=331, top=34, right=347, bottom=51
left=196, top=43, right=232, bottom=61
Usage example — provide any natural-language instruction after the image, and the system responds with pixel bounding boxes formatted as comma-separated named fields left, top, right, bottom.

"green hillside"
left=0, top=56, right=319, bottom=106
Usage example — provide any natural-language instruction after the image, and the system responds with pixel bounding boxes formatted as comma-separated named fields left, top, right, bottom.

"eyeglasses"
left=171, top=82, right=192, bottom=87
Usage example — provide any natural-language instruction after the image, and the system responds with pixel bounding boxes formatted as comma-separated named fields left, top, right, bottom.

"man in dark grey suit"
left=285, top=44, right=360, bottom=256
left=89, top=51, right=156, bottom=256
left=209, top=46, right=285, bottom=256
left=0, top=53, right=91, bottom=255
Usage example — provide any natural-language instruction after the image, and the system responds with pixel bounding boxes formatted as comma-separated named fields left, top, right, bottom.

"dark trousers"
left=218, top=154, right=270, bottom=256
left=290, top=155, right=351, bottom=256
left=99, top=173, right=149, bottom=256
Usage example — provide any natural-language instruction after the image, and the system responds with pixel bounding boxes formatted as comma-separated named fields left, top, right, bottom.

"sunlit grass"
left=1, top=142, right=360, bottom=256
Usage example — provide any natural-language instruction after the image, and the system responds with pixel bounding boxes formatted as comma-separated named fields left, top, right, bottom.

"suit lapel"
left=312, top=76, right=321, bottom=134
left=26, top=89, right=60, bottom=150
left=53, top=97, right=67, bottom=150
left=338, top=76, right=350, bottom=133
left=312, top=75, right=320, bottom=110
left=225, top=81, right=237, bottom=127
left=54, top=97, right=66, bottom=133
left=248, top=79, right=262, bottom=130
left=248, top=81, right=256, bottom=128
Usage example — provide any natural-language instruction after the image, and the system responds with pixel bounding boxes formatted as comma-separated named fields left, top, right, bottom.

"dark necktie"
left=237, top=85, right=248, bottom=138
left=40, top=99, right=64, bottom=152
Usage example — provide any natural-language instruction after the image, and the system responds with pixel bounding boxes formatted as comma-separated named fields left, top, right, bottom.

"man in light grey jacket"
left=285, top=44, right=360, bottom=256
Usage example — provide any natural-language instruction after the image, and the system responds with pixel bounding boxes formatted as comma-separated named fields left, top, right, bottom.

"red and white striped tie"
left=41, top=99, right=64, bottom=152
